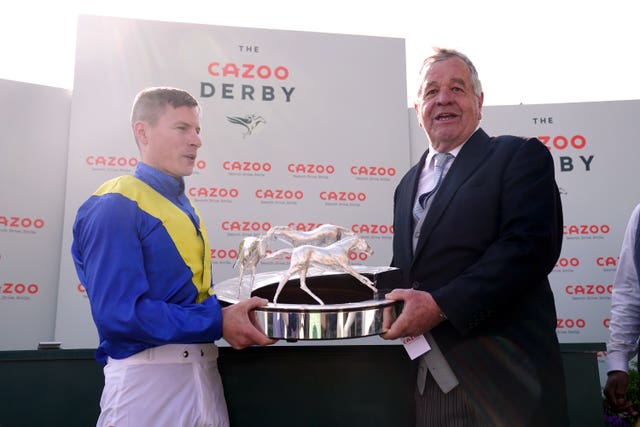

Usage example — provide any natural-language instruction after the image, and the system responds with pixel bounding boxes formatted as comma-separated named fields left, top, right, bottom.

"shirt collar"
left=426, top=126, right=479, bottom=165
left=134, top=162, right=185, bottom=198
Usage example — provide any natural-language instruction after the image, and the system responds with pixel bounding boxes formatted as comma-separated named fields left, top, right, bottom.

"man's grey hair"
left=416, top=47, right=483, bottom=99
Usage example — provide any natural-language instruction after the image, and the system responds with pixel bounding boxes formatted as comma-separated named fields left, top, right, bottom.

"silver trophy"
left=268, top=235, right=377, bottom=305
left=216, top=224, right=402, bottom=341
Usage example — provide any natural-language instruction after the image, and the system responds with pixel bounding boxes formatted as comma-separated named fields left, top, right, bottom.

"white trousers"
left=97, top=343, right=229, bottom=427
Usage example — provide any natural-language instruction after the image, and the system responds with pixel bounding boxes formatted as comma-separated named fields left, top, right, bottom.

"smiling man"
left=382, top=49, right=569, bottom=426
left=71, top=87, right=275, bottom=427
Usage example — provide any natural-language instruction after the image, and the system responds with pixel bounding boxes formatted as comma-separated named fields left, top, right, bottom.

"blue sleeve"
left=72, top=194, right=222, bottom=360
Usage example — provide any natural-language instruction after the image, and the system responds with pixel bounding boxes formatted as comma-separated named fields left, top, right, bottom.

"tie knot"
left=415, top=152, right=454, bottom=211
left=433, top=152, right=453, bottom=168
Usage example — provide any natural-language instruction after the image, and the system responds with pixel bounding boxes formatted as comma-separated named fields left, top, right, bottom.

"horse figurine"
left=264, top=224, right=355, bottom=248
left=233, top=236, right=269, bottom=296
left=270, top=235, right=376, bottom=305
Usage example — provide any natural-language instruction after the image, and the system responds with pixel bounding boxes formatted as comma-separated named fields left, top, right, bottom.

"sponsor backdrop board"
left=410, top=100, right=640, bottom=383
left=0, top=79, right=71, bottom=350
left=53, top=15, right=409, bottom=348
left=1, top=14, right=638, bottom=386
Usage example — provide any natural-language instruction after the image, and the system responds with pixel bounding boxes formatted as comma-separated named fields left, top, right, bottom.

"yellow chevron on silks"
left=94, top=176, right=212, bottom=303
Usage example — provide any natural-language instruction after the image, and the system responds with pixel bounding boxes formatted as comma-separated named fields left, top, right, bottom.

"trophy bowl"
left=215, top=266, right=403, bottom=341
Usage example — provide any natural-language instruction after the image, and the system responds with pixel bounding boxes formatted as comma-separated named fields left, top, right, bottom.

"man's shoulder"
left=77, top=176, right=142, bottom=213
left=485, top=133, right=548, bottom=158
left=490, top=133, right=541, bottom=146
left=94, top=175, right=142, bottom=194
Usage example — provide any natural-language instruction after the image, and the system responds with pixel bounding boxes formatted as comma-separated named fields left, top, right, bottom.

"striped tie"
left=413, top=152, right=453, bottom=221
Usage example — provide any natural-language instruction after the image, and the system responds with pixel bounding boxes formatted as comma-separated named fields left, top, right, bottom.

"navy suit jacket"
left=392, top=128, right=568, bottom=425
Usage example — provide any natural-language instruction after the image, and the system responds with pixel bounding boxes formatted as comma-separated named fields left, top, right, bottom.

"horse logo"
left=226, top=114, right=266, bottom=138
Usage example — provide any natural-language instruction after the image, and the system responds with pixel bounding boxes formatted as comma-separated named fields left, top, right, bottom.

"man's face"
left=137, top=105, right=202, bottom=178
left=414, top=57, right=483, bottom=152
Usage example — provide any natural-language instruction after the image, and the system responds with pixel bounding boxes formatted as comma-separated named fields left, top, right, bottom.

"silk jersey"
left=72, top=163, right=222, bottom=365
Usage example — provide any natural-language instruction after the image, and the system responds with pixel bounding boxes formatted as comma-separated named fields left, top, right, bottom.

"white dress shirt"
left=607, top=203, right=640, bottom=373
left=415, top=144, right=463, bottom=199
left=412, top=143, right=466, bottom=394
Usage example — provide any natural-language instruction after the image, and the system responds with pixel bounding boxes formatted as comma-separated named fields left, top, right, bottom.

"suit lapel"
left=412, top=129, right=493, bottom=262
left=398, top=151, right=428, bottom=260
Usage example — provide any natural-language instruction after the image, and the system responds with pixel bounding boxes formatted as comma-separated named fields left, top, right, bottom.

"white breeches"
left=97, top=343, right=229, bottom=427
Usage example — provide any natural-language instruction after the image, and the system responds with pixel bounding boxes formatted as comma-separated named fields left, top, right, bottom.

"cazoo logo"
left=319, top=191, right=367, bottom=202
left=563, top=224, right=610, bottom=235
left=201, top=61, right=295, bottom=103
left=255, top=189, right=304, bottom=200
left=556, top=318, right=586, bottom=329
left=86, top=156, right=207, bottom=171
left=288, top=163, right=335, bottom=175
left=188, top=187, right=239, bottom=199
left=2, top=282, right=39, bottom=295
left=211, top=248, right=239, bottom=261
left=207, top=62, right=290, bottom=80
left=222, top=161, right=272, bottom=172
left=555, top=257, right=579, bottom=268
left=86, top=156, right=138, bottom=168
left=564, top=284, right=612, bottom=296
left=221, top=221, right=272, bottom=232
left=349, top=166, right=396, bottom=177
left=0, top=216, right=45, bottom=229
left=352, top=224, right=394, bottom=235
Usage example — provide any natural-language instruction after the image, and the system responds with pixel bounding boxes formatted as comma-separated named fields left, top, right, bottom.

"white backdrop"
left=0, top=79, right=70, bottom=349
left=1, top=14, right=638, bottom=386
left=410, top=100, right=640, bottom=382
left=53, top=15, right=409, bottom=348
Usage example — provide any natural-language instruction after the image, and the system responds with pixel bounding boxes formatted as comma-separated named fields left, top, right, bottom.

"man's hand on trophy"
left=222, top=296, right=278, bottom=349
left=379, top=289, right=443, bottom=340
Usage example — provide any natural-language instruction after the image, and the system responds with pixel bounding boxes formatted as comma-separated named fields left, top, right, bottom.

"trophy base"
left=215, top=266, right=403, bottom=341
